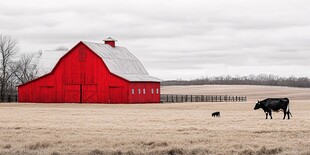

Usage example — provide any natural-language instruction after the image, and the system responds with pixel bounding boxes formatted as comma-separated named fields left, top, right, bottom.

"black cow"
left=212, top=111, right=220, bottom=117
left=254, top=98, right=292, bottom=119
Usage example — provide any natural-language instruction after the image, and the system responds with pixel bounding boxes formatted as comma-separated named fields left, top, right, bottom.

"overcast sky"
left=1, top=0, right=310, bottom=80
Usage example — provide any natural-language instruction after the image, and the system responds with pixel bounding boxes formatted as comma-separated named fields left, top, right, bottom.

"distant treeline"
left=161, top=74, right=310, bottom=88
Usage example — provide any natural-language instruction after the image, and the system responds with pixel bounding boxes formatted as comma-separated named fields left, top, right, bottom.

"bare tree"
left=0, top=35, right=18, bottom=101
left=13, top=53, right=38, bottom=84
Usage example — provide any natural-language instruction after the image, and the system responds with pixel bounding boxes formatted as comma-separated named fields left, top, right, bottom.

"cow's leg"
left=269, top=110, right=272, bottom=119
left=265, top=112, right=268, bottom=119
left=287, top=109, right=290, bottom=119
left=283, top=108, right=287, bottom=119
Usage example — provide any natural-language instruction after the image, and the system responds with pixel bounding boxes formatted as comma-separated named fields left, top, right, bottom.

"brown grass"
left=0, top=85, right=310, bottom=154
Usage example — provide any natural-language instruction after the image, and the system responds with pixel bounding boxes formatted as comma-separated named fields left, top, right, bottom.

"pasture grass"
left=0, top=85, right=310, bottom=154
left=0, top=100, right=309, bottom=155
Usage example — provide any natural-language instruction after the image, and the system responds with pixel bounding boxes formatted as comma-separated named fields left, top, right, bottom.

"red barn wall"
left=18, top=42, right=160, bottom=103
left=128, top=82, right=160, bottom=103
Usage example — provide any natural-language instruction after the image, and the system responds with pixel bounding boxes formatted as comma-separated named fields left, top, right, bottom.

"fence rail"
left=161, top=94, right=247, bottom=103
left=0, top=95, right=18, bottom=102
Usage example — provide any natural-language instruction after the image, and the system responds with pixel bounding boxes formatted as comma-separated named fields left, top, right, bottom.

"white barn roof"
left=37, top=41, right=161, bottom=82
left=36, top=50, right=67, bottom=77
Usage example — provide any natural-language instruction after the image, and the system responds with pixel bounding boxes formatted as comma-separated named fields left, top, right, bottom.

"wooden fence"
left=0, top=95, right=18, bottom=102
left=1, top=95, right=246, bottom=103
left=160, top=94, right=247, bottom=103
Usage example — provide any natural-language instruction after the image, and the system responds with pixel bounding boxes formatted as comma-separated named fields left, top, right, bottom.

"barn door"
left=65, top=85, right=81, bottom=103
left=82, top=85, right=98, bottom=103
left=109, top=87, right=126, bottom=103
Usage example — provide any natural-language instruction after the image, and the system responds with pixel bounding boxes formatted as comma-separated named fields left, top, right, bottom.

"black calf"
left=212, top=111, right=220, bottom=117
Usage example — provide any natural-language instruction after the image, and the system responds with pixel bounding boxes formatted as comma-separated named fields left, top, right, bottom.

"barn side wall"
left=128, top=82, right=160, bottom=103
left=18, top=43, right=133, bottom=103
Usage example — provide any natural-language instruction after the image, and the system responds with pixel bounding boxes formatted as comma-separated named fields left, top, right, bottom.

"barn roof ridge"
left=82, top=41, right=161, bottom=82
left=82, top=41, right=138, bottom=60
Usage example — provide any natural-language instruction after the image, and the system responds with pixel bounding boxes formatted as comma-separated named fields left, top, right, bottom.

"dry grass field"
left=0, top=85, right=310, bottom=155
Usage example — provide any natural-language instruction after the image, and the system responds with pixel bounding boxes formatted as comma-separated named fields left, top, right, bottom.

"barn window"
left=156, top=88, right=159, bottom=94
left=151, top=89, right=154, bottom=94
left=143, top=89, right=146, bottom=94
left=79, top=48, right=86, bottom=61
left=132, top=89, right=134, bottom=95
left=138, top=89, right=141, bottom=94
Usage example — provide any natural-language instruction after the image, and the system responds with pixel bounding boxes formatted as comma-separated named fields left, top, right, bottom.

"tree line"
left=161, top=74, right=310, bottom=88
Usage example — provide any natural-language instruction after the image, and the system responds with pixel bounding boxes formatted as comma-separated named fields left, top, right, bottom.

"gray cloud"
left=1, top=0, right=310, bottom=80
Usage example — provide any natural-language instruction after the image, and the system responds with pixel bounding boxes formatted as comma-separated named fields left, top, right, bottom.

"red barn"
left=18, top=38, right=161, bottom=103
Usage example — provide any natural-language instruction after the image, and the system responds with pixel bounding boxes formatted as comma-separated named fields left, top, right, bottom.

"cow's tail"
left=286, top=99, right=292, bottom=117
left=289, top=111, right=293, bottom=117
left=286, top=101, right=289, bottom=112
